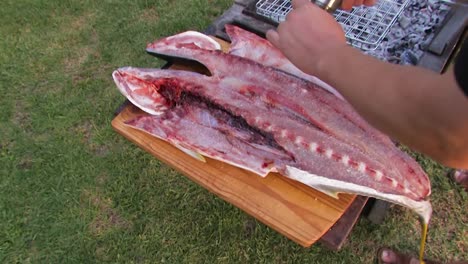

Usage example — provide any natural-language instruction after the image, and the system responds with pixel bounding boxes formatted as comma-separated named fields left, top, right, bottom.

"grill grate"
left=255, top=0, right=409, bottom=50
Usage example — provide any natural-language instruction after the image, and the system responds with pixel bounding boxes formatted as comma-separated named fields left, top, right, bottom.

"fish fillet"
left=224, top=25, right=345, bottom=99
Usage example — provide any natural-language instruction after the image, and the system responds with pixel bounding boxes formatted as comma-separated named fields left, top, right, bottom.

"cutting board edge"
left=111, top=111, right=356, bottom=247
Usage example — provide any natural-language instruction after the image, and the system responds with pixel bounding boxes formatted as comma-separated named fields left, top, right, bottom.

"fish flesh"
left=225, top=25, right=344, bottom=100
left=149, top=26, right=342, bottom=99
left=113, top=30, right=432, bottom=223
left=113, top=68, right=293, bottom=176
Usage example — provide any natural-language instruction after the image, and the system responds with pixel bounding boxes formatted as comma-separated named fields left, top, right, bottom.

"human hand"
left=341, top=0, right=376, bottom=10
left=266, top=0, right=347, bottom=74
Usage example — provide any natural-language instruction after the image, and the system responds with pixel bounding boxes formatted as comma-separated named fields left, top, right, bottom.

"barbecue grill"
left=207, top=0, right=466, bottom=69
left=256, top=0, right=409, bottom=50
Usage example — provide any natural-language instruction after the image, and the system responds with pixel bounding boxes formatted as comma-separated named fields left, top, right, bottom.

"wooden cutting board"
left=111, top=37, right=357, bottom=247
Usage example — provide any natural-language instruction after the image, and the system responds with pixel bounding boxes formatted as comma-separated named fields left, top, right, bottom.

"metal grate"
left=255, top=0, right=409, bottom=50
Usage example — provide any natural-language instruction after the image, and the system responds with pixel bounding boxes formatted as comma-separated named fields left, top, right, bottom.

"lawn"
left=0, top=0, right=466, bottom=263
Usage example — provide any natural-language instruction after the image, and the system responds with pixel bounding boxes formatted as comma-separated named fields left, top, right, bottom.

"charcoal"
left=399, top=15, right=411, bottom=29
left=400, top=50, right=419, bottom=65
left=365, top=0, right=450, bottom=65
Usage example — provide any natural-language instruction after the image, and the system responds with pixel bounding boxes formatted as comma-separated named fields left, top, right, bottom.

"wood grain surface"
left=111, top=37, right=357, bottom=247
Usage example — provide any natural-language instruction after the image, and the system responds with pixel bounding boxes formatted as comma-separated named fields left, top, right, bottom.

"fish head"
left=113, top=67, right=179, bottom=115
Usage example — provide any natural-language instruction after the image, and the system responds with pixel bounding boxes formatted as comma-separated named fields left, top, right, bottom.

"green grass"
left=0, top=0, right=466, bottom=263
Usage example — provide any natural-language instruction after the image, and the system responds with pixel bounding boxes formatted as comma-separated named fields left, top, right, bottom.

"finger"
left=292, top=0, right=310, bottom=9
left=355, top=0, right=364, bottom=6
left=341, top=0, right=354, bottom=10
left=266, top=29, right=280, bottom=48
left=363, top=0, right=376, bottom=6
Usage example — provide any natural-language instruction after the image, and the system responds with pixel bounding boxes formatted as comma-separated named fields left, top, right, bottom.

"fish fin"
left=284, top=166, right=432, bottom=222
left=173, top=143, right=206, bottom=162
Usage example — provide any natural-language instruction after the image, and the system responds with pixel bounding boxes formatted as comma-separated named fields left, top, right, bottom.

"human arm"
left=266, top=0, right=468, bottom=168
left=314, top=45, right=468, bottom=168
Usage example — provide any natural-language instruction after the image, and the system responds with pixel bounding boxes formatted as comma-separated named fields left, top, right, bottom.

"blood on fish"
left=366, top=167, right=377, bottom=175
left=154, top=79, right=183, bottom=107
left=262, top=122, right=271, bottom=129
left=309, top=142, right=319, bottom=152
left=316, top=146, right=325, bottom=154
left=240, top=87, right=257, bottom=97
left=348, top=159, right=359, bottom=167
left=300, top=141, right=309, bottom=149
left=287, top=133, right=296, bottom=142
left=262, top=161, right=274, bottom=169
left=331, top=153, right=342, bottom=161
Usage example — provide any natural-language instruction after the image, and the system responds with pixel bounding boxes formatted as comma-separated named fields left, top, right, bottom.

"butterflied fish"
left=112, top=33, right=432, bottom=224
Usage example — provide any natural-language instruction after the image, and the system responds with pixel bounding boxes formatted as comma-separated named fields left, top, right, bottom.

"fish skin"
left=147, top=31, right=221, bottom=51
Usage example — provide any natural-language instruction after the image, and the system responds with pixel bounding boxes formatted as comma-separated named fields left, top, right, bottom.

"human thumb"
left=266, top=29, right=280, bottom=48
left=292, top=0, right=310, bottom=9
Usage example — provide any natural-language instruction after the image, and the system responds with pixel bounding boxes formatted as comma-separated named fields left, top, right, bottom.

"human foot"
left=451, top=169, right=468, bottom=192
